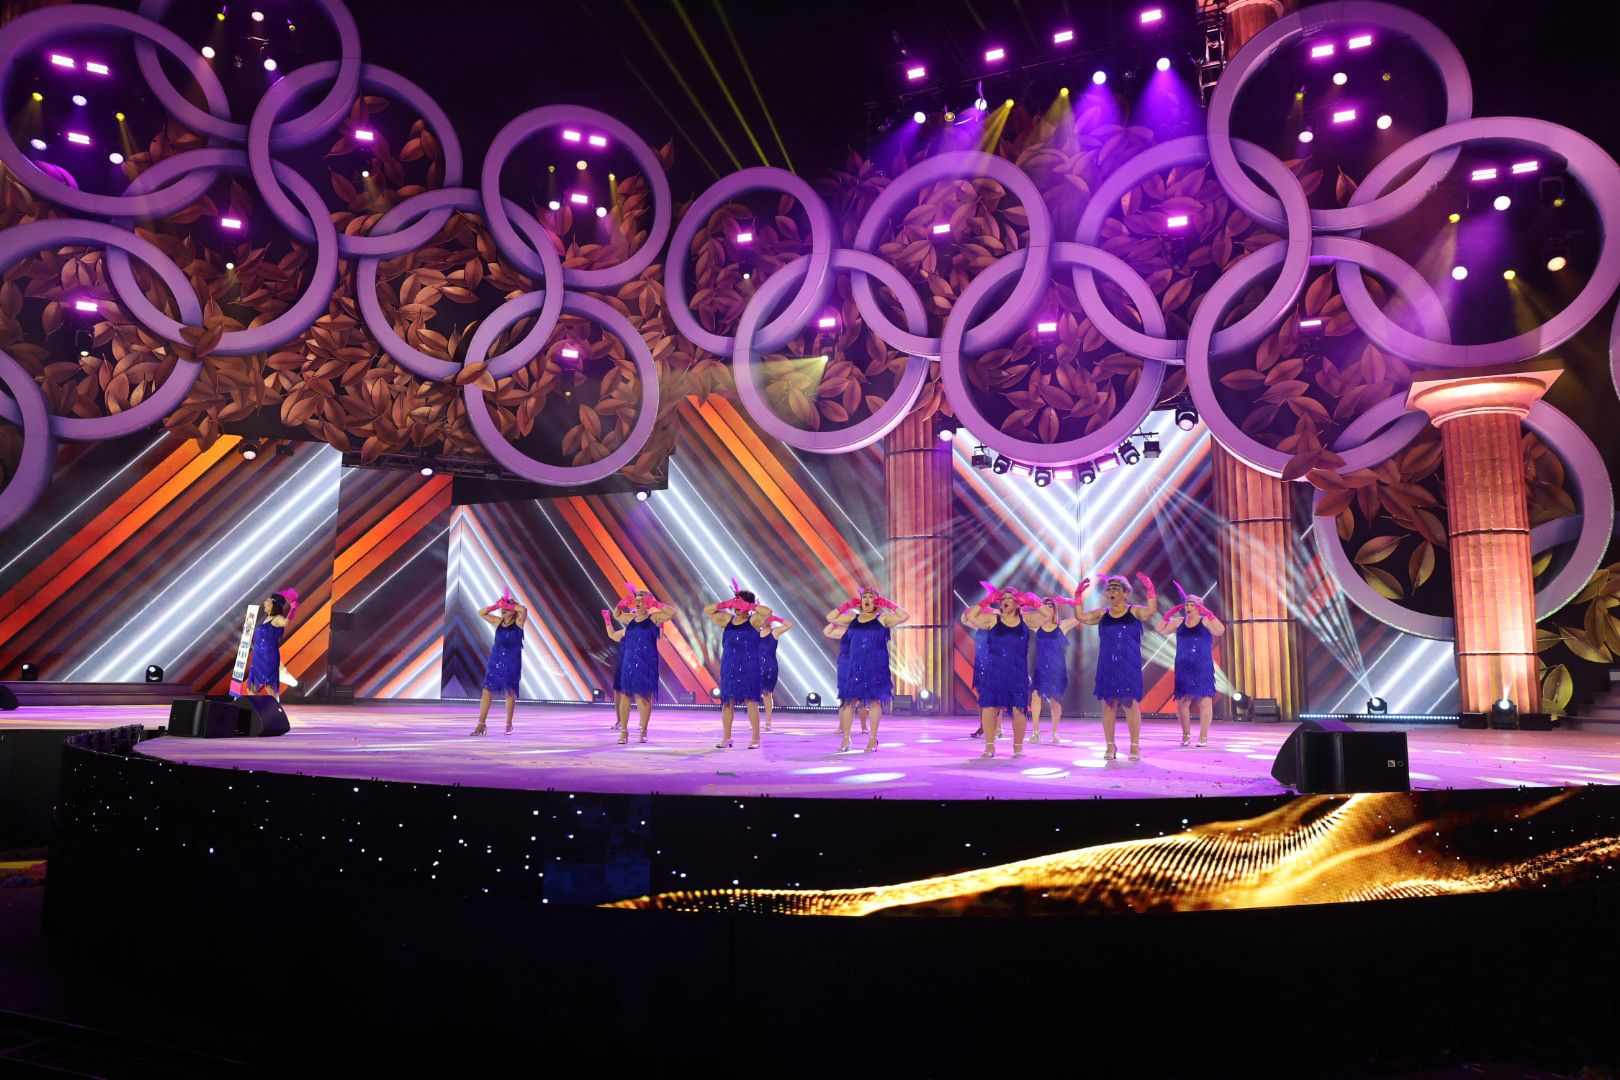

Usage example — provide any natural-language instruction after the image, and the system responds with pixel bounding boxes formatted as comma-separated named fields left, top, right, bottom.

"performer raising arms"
left=1157, top=592, right=1225, bottom=747
left=826, top=587, right=910, bottom=753
left=704, top=583, right=769, bottom=749
left=759, top=614, right=793, bottom=731
left=603, top=586, right=675, bottom=745
left=472, top=589, right=527, bottom=736
left=960, top=585, right=1045, bottom=759
left=242, top=588, right=297, bottom=698
left=1075, top=574, right=1158, bottom=761
left=1029, top=594, right=1081, bottom=743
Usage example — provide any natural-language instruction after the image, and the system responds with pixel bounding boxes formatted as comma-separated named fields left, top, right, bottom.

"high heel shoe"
left=863, top=738, right=878, bottom=753
left=837, top=736, right=851, bottom=753
left=1196, top=738, right=1208, bottom=748
left=747, top=740, right=760, bottom=749
left=1180, top=733, right=1191, bottom=747
left=504, top=723, right=513, bottom=734
left=981, top=742, right=996, bottom=759
left=469, top=724, right=487, bottom=736
left=715, top=740, right=732, bottom=749
left=639, top=729, right=649, bottom=744
left=1104, top=743, right=1117, bottom=761
left=1128, top=743, right=1141, bottom=761
left=1012, top=742, right=1024, bottom=759
left=1030, top=730, right=1041, bottom=743
left=618, top=729, right=629, bottom=745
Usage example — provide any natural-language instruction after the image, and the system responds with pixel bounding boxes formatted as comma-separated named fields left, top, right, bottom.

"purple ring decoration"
left=731, top=249, right=930, bottom=453
left=1330, top=393, right=1429, bottom=460
left=480, top=105, right=672, bottom=291
left=1349, top=116, right=1620, bottom=366
left=1072, top=136, right=1314, bottom=362
left=0, top=219, right=202, bottom=441
left=1312, top=401, right=1613, bottom=638
left=247, top=61, right=463, bottom=258
left=105, top=149, right=340, bottom=357
left=1610, top=303, right=1620, bottom=408
left=939, top=242, right=1167, bottom=468
left=1206, top=1, right=1473, bottom=233
left=0, top=5, right=230, bottom=217
left=852, top=151, right=1054, bottom=357
left=354, top=187, right=563, bottom=382
left=134, top=0, right=362, bottom=147
left=0, top=350, right=56, bottom=533
left=662, top=167, right=837, bottom=357
left=1185, top=233, right=1454, bottom=477
left=462, top=292, right=659, bottom=487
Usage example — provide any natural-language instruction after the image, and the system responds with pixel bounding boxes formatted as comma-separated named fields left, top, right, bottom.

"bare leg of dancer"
left=472, top=689, right=492, bottom=735
left=637, top=695, right=652, bottom=742
left=1197, top=697, right=1214, bottom=746
left=860, top=703, right=869, bottom=734
left=1124, top=700, right=1143, bottom=760
left=718, top=703, right=735, bottom=748
left=746, top=702, right=761, bottom=748
left=1177, top=698, right=1191, bottom=746
left=1050, top=699, right=1064, bottom=743
left=504, top=692, right=516, bottom=733
left=616, top=692, right=632, bottom=744
left=1101, top=701, right=1118, bottom=760
left=1028, top=691, right=1044, bottom=742
left=864, top=703, right=882, bottom=751
left=1011, top=708, right=1028, bottom=758
left=837, top=704, right=853, bottom=752
left=980, top=707, right=1000, bottom=758
left=763, top=691, right=774, bottom=731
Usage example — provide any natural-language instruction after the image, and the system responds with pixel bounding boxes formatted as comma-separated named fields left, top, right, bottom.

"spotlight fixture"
left=1077, top=462, right=1097, bottom=484
left=201, top=45, right=216, bottom=58
left=1156, top=56, right=1171, bottom=71
left=20, top=663, right=39, bottom=681
left=588, top=134, right=608, bottom=148
left=562, top=129, right=582, bottom=142
left=1331, top=108, right=1356, bottom=124
left=936, top=426, right=955, bottom=443
left=1053, top=29, right=1074, bottom=45
left=1493, top=195, right=1511, bottom=211
left=1348, top=33, right=1374, bottom=49
left=72, top=299, right=98, bottom=313
left=547, top=200, right=561, bottom=211
left=1165, top=214, right=1189, bottom=229
left=1547, top=255, right=1568, bottom=272
left=1033, top=467, right=1053, bottom=487
left=595, top=206, right=608, bottom=218
left=592, top=687, right=604, bottom=702
left=1490, top=697, right=1518, bottom=728
left=1091, top=69, right=1107, bottom=85
left=251, top=9, right=264, bottom=20
left=419, top=464, right=434, bottom=476
left=1231, top=691, right=1251, bottom=720
left=575, top=159, right=587, bottom=171
left=1451, top=266, right=1468, bottom=281
left=1175, top=401, right=1198, bottom=430
left=28, top=138, right=45, bottom=150
left=1036, top=319, right=1059, bottom=334
left=973, top=97, right=988, bottom=112
left=913, top=110, right=927, bottom=124
left=807, top=692, right=822, bottom=707
left=1139, top=7, right=1164, bottom=24
left=85, top=61, right=109, bottom=76
left=1299, top=318, right=1324, bottom=331
left=991, top=455, right=1012, bottom=475
left=710, top=687, right=721, bottom=699
left=1376, top=114, right=1393, bottom=130
left=815, top=314, right=838, bottom=330
left=1142, top=436, right=1161, bottom=459
left=239, top=440, right=261, bottom=461
left=1094, top=451, right=1121, bottom=473
left=1469, top=167, right=1498, bottom=182
left=71, top=93, right=87, bottom=106
left=1119, top=441, right=1141, bottom=466
left=263, top=57, right=277, bottom=71
left=1510, top=160, right=1539, bottom=175
left=146, top=664, right=164, bottom=683
left=1332, top=71, right=1347, bottom=86
left=1297, top=130, right=1314, bottom=144
left=635, top=489, right=650, bottom=502
left=905, top=65, right=926, bottom=81
left=1367, top=696, right=1388, bottom=715
left=220, top=216, right=244, bottom=230
left=29, top=91, right=41, bottom=102
left=1503, top=269, right=1516, bottom=281
left=983, top=47, right=1006, bottom=63
left=931, top=222, right=952, bottom=236
left=1309, top=43, right=1335, bottom=58
left=1447, top=212, right=1461, bottom=223
left=970, top=445, right=992, bottom=470
left=108, top=152, right=123, bottom=165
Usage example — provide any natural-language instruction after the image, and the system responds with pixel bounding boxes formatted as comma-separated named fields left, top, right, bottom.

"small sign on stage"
left=228, top=604, right=259, bottom=696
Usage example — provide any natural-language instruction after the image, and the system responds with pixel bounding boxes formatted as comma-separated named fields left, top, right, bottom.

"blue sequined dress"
left=971, top=627, right=991, bottom=693
left=482, top=621, right=524, bottom=695
left=758, top=631, right=781, bottom=694
left=1174, top=621, right=1217, bottom=701
left=977, top=618, right=1030, bottom=711
left=245, top=621, right=284, bottom=688
left=839, top=614, right=892, bottom=705
left=718, top=617, right=762, bottom=705
left=614, top=616, right=660, bottom=698
left=1030, top=625, right=1069, bottom=698
left=835, top=630, right=852, bottom=696
left=1093, top=610, right=1144, bottom=706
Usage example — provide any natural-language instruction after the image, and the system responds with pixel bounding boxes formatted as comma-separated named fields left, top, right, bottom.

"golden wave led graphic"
left=604, top=791, right=1620, bottom=915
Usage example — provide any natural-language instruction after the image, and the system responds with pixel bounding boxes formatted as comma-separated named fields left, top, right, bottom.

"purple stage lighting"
left=354, top=129, right=375, bottom=142
left=49, top=53, right=73, bottom=69
left=1299, top=318, right=1323, bottom=330
left=1493, top=195, right=1512, bottom=211
left=1376, top=114, right=1393, bottom=130
left=65, top=132, right=89, bottom=145
left=1139, top=8, right=1163, bottom=24
left=71, top=94, right=86, bottom=106
left=1166, top=214, right=1190, bottom=229
left=1309, top=43, right=1335, bottom=58
left=1348, top=34, right=1374, bottom=49
left=560, top=347, right=581, bottom=360
left=85, top=61, right=109, bottom=76
left=912, top=110, right=926, bottom=124
left=263, top=58, right=277, bottom=71
left=1092, top=69, right=1107, bottom=85
left=1298, top=130, right=1314, bottom=144
left=202, top=46, right=216, bottom=59
left=1331, top=108, right=1357, bottom=124
left=27, top=138, right=44, bottom=150
left=930, top=222, right=951, bottom=236
left=1156, top=56, right=1171, bottom=71
left=588, top=134, right=607, bottom=148
left=1470, top=166, right=1498, bottom=182
left=735, top=230, right=754, bottom=244
left=595, top=205, right=608, bottom=218
left=1053, top=29, right=1074, bottom=45
left=73, top=299, right=98, bottom=313
left=1333, top=71, right=1348, bottom=85
left=937, top=427, right=955, bottom=443
left=562, top=129, right=582, bottom=143
left=220, top=216, right=243, bottom=229
left=905, top=65, right=926, bottom=81
left=568, top=192, right=589, bottom=206
left=1036, top=320, right=1058, bottom=334
left=1511, top=160, right=1540, bottom=174
left=984, top=47, right=1006, bottom=63
left=816, top=314, right=838, bottom=330
left=546, top=200, right=560, bottom=211
left=108, top=152, right=123, bottom=165
left=1451, top=265, right=1468, bottom=281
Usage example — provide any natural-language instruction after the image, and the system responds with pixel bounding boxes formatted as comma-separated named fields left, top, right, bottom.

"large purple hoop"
left=0, top=350, right=56, bottom=532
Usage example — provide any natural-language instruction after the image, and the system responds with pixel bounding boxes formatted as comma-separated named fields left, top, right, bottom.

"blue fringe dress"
left=1093, top=610, right=1144, bottom=707
left=839, top=615, right=892, bottom=705
left=718, top=617, right=762, bottom=705
left=245, top=622, right=284, bottom=689
left=614, top=616, right=660, bottom=699
left=971, top=627, right=991, bottom=693
left=1174, top=621, right=1217, bottom=701
left=1030, top=625, right=1068, bottom=698
left=977, top=617, right=1030, bottom=712
left=482, top=621, right=524, bottom=696
left=758, top=631, right=781, bottom=695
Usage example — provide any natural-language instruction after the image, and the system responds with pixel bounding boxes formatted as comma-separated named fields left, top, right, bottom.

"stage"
left=6, top=701, right=1620, bottom=799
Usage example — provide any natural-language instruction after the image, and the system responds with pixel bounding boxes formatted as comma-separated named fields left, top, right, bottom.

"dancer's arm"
left=513, top=603, right=528, bottom=628
left=703, top=601, right=732, bottom=627
left=749, top=603, right=772, bottom=630
left=601, top=609, right=626, bottom=642
left=821, top=622, right=847, bottom=640
left=825, top=596, right=859, bottom=626
left=1131, top=573, right=1159, bottom=621
left=960, top=601, right=996, bottom=630
left=1197, top=602, right=1226, bottom=637
left=649, top=604, right=676, bottom=625
left=876, top=599, right=910, bottom=628
left=478, top=604, right=503, bottom=627
left=770, top=617, right=793, bottom=638
left=1074, top=606, right=1107, bottom=626
left=1157, top=608, right=1186, bottom=635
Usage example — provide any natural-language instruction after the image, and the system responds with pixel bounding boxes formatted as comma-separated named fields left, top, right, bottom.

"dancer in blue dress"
left=1157, top=594, right=1225, bottom=747
left=1076, top=574, right=1159, bottom=761
left=822, top=620, right=869, bottom=735
left=604, top=586, right=675, bottom=744
left=969, top=625, right=993, bottom=738
left=242, top=588, right=296, bottom=698
left=472, top=588, right=527, bottom=735
left=960, top=586, right=1046, bottom=759
left=826, top=587, right=910, bottom=752
left=759, top=614, right=793, bottom=731
left=1029, top=594, right=1082, bottom=743
left=704, top=586, right=770, bottom=749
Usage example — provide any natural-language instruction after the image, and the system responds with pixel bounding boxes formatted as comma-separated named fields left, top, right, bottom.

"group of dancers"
left=238, top=575, right=1224, bottom=761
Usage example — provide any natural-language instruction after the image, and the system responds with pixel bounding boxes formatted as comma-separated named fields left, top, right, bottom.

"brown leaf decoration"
left=1407, top=541, right=1436, bottom=591
left=1360, top=566, right=1404, bottom=600
left=1354, top=534, right=1402, bottom=566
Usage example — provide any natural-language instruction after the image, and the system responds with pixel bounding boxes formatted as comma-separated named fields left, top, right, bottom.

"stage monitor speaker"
left=1250, top=697, right=1282, bottom=723
left=891, top=694, right=914, bottom=714
left=0, top=686, right=15, bottom=711
left=167, top=697, right=247, bottom=738
left=1271, top=719, right=1409, bottom=793
left=238, top=695, right=290, bottom=737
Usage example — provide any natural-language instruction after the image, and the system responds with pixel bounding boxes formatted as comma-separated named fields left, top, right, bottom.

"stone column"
left=884, top=411, right=952, bottom=708
left=1406, top=363, right=1560, bottom=713
left=1206, top=0, right=1305, bottom=719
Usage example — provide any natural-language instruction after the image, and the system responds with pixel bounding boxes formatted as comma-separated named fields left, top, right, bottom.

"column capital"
left=1405, top=361, right=1562, bottom=427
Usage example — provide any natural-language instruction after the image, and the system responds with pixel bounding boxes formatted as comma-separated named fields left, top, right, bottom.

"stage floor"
left=7, top=701, right=1620, bottom=799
